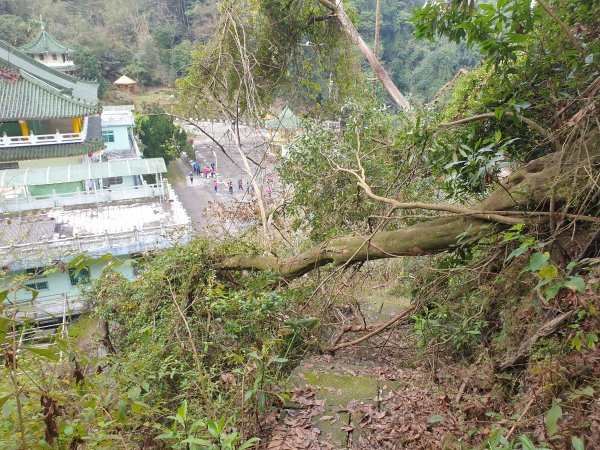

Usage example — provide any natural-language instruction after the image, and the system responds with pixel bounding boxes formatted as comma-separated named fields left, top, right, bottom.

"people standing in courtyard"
left=213, top=180, right=218, bottom=192
left=189, top=172, right=194, bottom=183
left=210, top=166, right=215, bottom=178
left=228, top=181, right=234, bottom=194
left=238, top=179, right=243, bottom=190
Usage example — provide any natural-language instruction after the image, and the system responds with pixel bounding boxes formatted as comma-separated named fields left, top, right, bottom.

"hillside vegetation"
left=1, top=0, right=599, bottom=449
left=0, top=0, right=477, bottom=103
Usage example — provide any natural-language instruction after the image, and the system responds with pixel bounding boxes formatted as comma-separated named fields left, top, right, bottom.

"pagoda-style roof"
left=19, top=21, right=74, bottom=55
left=265, top=106, right=300, bottom=129
left=0, top=141, right=102, bottom=162
left=0, top=40, right=99, bottom=120
left=114, top=75, right=137, bottom=85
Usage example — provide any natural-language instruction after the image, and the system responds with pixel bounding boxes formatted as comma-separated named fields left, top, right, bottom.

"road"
left=169, top=121, right=278, bottom=235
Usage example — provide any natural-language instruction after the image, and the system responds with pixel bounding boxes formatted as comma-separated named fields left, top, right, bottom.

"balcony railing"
left=1, top=221, right=192, bottom=272
left=0, top=117, right=88, bottom=148
left=0, top=182, right=165, bottom=213
left=3, top=292, right=82, bottom=325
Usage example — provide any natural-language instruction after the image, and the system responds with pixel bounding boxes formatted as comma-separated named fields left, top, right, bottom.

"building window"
left=69, top=267, right=90, bottom=286
left=52, top=53, right=57, bottom=60
left=38, top=53, right=44, bottom=60
left=107, top=177, right=123, bottom=186
left=0, top=162, right=19, bottom=170
left=102, top=176, right=124, bottom=188
left=26, top=281, right=49, bottom=291
left=26, top=267, right=46, bottom=278
left=102, top=130, right=115, bottom=143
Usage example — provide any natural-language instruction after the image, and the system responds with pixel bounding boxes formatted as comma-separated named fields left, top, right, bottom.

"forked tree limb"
left=323, top=304, right=416, bottom=352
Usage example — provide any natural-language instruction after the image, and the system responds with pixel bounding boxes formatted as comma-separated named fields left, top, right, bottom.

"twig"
left=323, top=305, right=416, bottom=352
left=506, top=397, right=536, bottom=439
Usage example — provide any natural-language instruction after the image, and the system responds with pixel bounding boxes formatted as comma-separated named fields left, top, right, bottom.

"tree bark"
left=498, top=309, right=579, bottom=371
left=217, top=138, right=599, bottom=280
left=318, top=0, right=411, bottom=111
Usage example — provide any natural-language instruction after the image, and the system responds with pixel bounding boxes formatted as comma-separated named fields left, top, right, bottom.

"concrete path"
left=169, top=122, right=278, bottom=234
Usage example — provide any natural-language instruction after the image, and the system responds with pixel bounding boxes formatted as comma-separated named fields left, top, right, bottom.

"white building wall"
left=103, top=125, right=131, bottom=152
left=7, top=258, right=135, bottom=304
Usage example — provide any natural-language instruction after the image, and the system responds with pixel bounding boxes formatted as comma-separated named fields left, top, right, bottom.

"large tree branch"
left=317, top=0, right=411, bottom=111
left=439, top=111, right=560, bottom=151
left=217, top=139, right=599, bottom=280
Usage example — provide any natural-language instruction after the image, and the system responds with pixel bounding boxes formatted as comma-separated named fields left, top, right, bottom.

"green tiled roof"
left=0, top=40, right=98, bottom=101
left=19, top=25, right=74, bottom=55
left=265, top=106, right=300, bottom=129
left=0, top=69, right=100, bottom=120
left=0, top=141, right=103, bottom=162
left=0, top=40, right=100, bottom=120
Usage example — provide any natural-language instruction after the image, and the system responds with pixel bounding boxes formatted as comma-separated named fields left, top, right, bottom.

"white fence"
left=3, top=292, right=82, bottom=324
left=0, top=182, right=165, bottom=213
left=1, top=222, right=191, bottom=269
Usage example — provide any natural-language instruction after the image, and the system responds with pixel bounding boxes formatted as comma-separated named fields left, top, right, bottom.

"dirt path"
left=270, top=293, right=467, bottom=449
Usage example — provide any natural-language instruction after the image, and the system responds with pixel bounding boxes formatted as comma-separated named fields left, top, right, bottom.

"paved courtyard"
left=169, top=121, right=279, bottom=234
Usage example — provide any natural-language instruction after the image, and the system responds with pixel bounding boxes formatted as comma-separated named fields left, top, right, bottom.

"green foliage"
left=414, top=300, right=486, bottom=356
left=156, top=401, right=259, bottom=449
left=73, top=45, right=108, bottom=96
left=0, top=0, right=220, bottom=86
left=545, top=402, right=562, bottom=437
left=414, top=0, right=600, bottom=198
left=0, top=240, right=313, bottom=447
left=0, top=14, right=31, bottom=47
left=353, top=0, right=481, bottom=104
left=412, top=0, right=540, bottom=68
left=278, top=101, right=432, bottom=242
left=136, top=114, right=192, bottom=163
left=430, top=130, right=516, bottom=200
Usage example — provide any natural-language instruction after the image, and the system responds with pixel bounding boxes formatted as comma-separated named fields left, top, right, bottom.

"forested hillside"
left=353, top=0, right=480, bottom=103
left=0, top=0, right=478, bottom=103
left=0, top=0, right=219, bottom=88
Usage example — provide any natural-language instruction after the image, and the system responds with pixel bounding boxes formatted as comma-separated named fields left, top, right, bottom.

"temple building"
left=264, top=106, right=301, bottom=157
left=19, top=19, right=77, bottom=74
left=0, top=39, right=190, bottom=330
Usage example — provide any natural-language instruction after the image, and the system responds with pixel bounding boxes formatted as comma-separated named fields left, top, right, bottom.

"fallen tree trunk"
left=318, top=0, right=411, bottom=111
left=497, top=309, right=580, bottom=371
left=218, top=134, right=599, bottom=279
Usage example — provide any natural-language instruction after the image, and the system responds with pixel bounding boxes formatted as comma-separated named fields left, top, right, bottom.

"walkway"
left=170, top=121, right=278, bottom=234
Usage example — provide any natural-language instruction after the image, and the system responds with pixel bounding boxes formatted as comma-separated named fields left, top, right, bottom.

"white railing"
left=0, top=182, right=164, bottom=213
left=1, top=222, right=191, bottom=270
left=0, top=117, right=88, bottom=148
left=3, top=292, right=82, bottom=324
